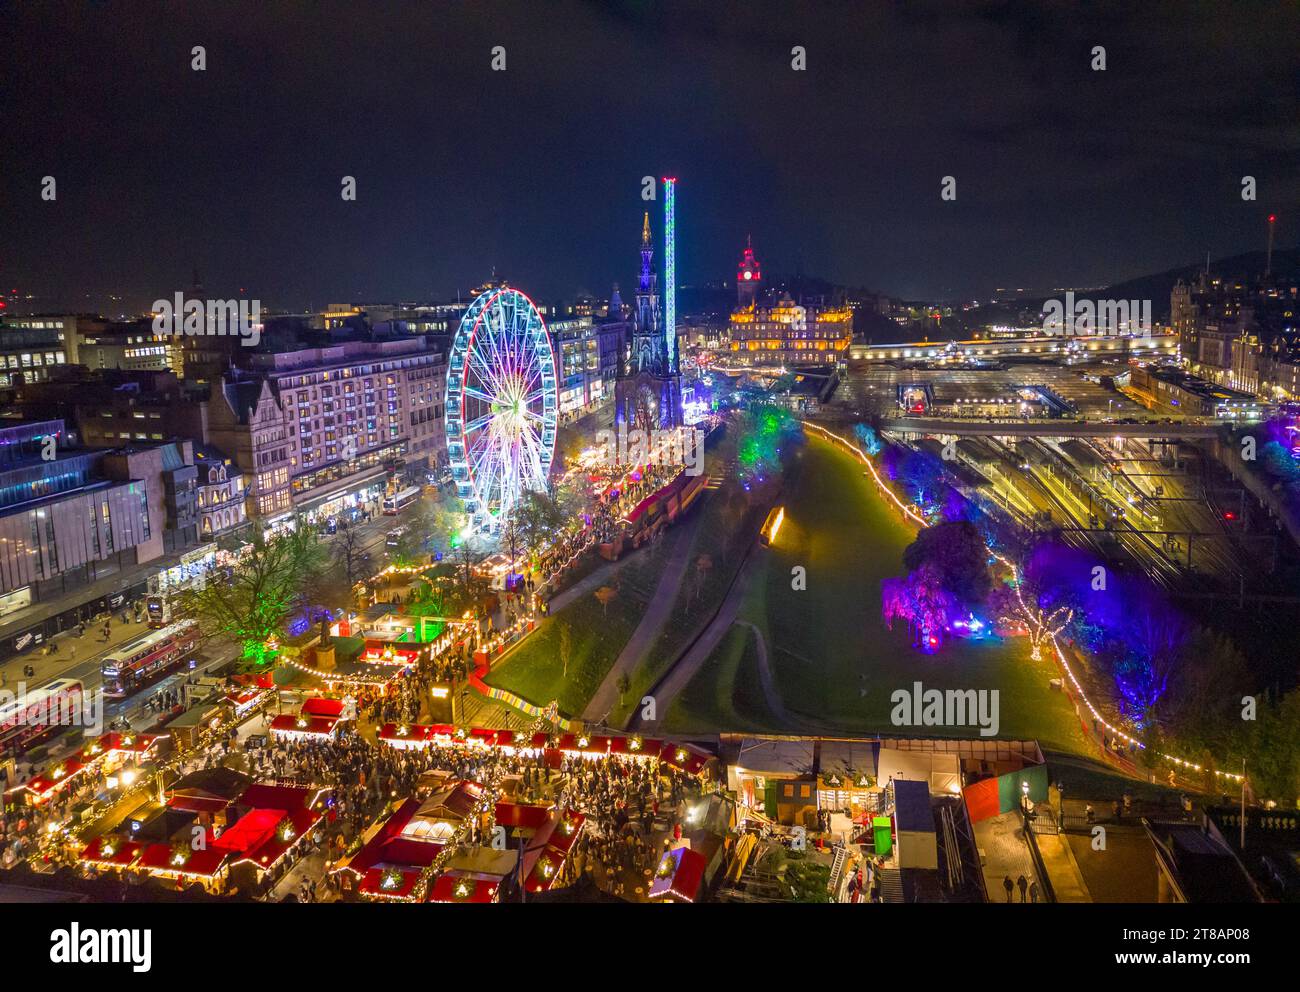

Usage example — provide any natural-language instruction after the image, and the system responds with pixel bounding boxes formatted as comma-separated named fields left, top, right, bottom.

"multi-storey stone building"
left=207, top=337, right=447, bottom=529
left=1171, top=275, right=1300, bottom=400
left=729, top=291, right=854, bottom=367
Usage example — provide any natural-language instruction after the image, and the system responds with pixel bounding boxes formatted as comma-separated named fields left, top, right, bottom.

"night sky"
left=3, top=0, right=1298, bottom=313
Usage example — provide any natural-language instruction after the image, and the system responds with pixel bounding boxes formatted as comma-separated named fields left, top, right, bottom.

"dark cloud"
left=1, top=0, right=1297, bottom=311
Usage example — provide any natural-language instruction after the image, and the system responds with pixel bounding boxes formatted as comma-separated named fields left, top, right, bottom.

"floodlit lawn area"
left=661, top=624, right=784, bottom=734
left=609, top=427, right=761, bottom=725
left=484, top=550, right=663, bottom=717
left=673, top=433, right=1088, bottom=753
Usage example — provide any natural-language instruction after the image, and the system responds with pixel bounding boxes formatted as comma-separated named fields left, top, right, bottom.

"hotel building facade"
left=207, top=337, right=447, bottom=529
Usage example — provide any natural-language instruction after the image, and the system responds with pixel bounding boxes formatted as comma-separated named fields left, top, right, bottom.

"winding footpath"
left=581, top=518, right=700, bottom=723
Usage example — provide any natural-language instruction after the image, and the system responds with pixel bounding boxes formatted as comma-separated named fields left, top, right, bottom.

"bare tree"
left=499, top=510, right=526, bottom=574
left=333, top=519, right=369, bottom=594
left=449, top=538, right=488, bottom=599
left=558, top=621, right=573, bottom=678
left=694, top=554, right=713, bottom=600
left=594, top=585, right=618, bottom=617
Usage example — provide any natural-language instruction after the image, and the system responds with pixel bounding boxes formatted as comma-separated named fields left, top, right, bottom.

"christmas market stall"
left=648, top=845, right=708, bottom=903
left=269, top=696, right=349, bottom=743
left=4, top=732, right=166, bottom=809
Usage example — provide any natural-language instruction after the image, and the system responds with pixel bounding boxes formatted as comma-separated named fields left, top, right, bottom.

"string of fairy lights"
left=804, top=419, right=1245, bottom=787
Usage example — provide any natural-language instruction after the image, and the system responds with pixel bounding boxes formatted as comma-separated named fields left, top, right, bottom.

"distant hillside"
left=948, top=246, right=1300, bottom=332
left=1100, top=247, right=1300, bottom=319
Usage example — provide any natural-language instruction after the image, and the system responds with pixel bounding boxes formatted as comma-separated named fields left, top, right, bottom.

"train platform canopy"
left=1059, top=439, right=1107, bottom=471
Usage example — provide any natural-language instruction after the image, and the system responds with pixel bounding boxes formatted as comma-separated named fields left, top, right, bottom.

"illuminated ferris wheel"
left=445, top=287, right=558, bottom=532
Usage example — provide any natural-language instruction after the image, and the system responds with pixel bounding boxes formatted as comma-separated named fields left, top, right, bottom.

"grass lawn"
left=607, top=425, right=764, bottom=725
left=667, top=432, right=1089, bottom=753
left=661, top=624, right=785, bottom=734
left=483, top=545, right=665, bottom=717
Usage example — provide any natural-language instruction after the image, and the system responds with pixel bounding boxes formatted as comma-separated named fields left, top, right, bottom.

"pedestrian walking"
left=1029, top=879, right=1039, bottom=903
left=1002, top=875, right=1013, bottom=902
left=1016, top=874, right=1028, bottom=903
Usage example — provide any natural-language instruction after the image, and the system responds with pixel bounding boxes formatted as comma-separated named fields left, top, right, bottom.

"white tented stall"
left=876, top=747, right=961, bottom=797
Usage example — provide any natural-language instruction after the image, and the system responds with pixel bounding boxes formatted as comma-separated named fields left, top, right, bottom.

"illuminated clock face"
left=743, top=271, right=752, bottom=281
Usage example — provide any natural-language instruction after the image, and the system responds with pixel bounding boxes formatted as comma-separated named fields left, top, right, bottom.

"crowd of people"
left=237, top=712, right=714, bottom=902
left=557, top=753, right=704, bottom=897
left=535, top=461, right=684, bottom=594
left=145, top=687, right=182, bottom=714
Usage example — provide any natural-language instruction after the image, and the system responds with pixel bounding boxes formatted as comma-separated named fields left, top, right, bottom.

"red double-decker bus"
left=0, top=678, right=84, bottom=758
left=100, top=621, right=201, bottom=698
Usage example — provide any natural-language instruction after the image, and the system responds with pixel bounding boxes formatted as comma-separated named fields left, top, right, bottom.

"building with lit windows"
left=0, top=419, right=199, bottom=610
left=1172, top=274, right=1300, bottom=399
left=208, top=337, right=447, bottom=530
left=192, top=445, right=247, bottom=539
left=0, top=318, right=68, bottom=387
left=3, top=314, right=179, bottom=380
left=11, top=369, right=207, bottom=452
left=316, top=302, right=464, bottom=337
left=70, top=322, right=174, bottom=372
left=729, top=291, right=853, bottom=368
left=552, top=305, right=624, bottom=422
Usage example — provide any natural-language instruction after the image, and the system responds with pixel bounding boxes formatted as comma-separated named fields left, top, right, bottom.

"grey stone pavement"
left=973, top=811, right=1045, bottom=904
